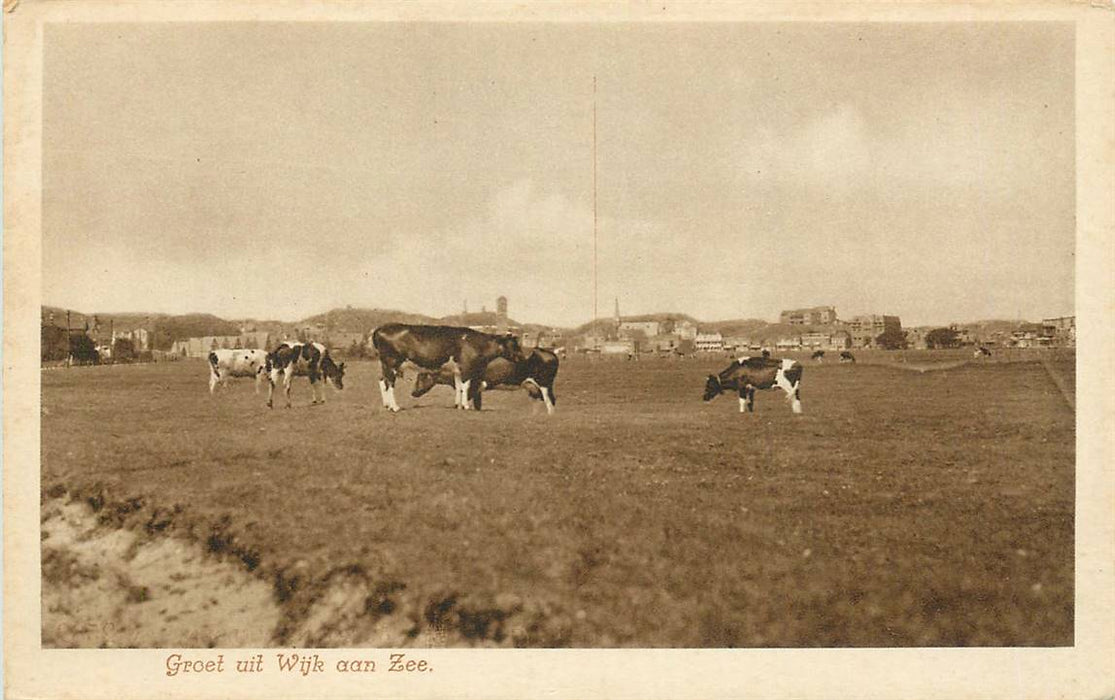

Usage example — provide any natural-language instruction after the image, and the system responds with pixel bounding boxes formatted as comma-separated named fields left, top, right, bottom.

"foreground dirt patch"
left=42, top=498, right=281, bottom=647
left=41, top=494, right=553, bottom=647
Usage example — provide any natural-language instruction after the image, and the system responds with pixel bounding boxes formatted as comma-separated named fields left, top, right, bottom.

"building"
left=780, top=306, right=838, bottom=326
left=827, top=331, right=852, bottom=350
left=905, top=327, right=930, bottom=350
left=618, top=320, right=661, bottom=338
left=721, top=336, right=752, bottom=352
left=775, top=337, right=802, bottom=351
left=1042, top=316, right=1075, bottom=346
left=799, top=332, right=828, bottom=348
left=111, top=327, right=151, bottom=351
left=169, top=335, right=243, bottom=358
left=674, top=320, right=698, bottom=340
left=601, top=339, right=635, bottom=355
left=1011, top=324, right=1052, bottom=348
left=646, top=335, right=681, bottom=353
left=847, top=314, right=902, bottom=348
left=694, top=332, right=724, bottom=352
left=496, top=296, right=508, bottom=335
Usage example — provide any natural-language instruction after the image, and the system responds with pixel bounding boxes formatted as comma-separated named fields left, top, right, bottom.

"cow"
left=371, top=323, right=524, bottom=412
left=265, top=341, right=345, bottom=409
left=208, top=348, right=269, bottom=394
left=811, top=350, right=825, bottom=363
left=703, top=356, right=803, bottom=414
left=974, top=346, right=992, bottom=358
left=411, top=348, right=559, bottom=414
left=840, top=351, right=856, bottom=363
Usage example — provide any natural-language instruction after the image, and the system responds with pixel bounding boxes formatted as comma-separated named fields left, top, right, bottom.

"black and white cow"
left=411, top=348, right=559, bottom=414
left=974, top=346, right=992, bottom=358
left=371, top=323, right=524, bottom=412
left=265, top=341, right=345, bottom=409
left=810, top=350, right=825, bottom=363
left=703, top=356, right=803, bottom=414
left=208, top=348, right=269, bottom=394
left=839, top=351, right=856, bottom=363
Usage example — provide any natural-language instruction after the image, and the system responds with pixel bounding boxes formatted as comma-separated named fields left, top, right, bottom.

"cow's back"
left=374, top=324, right=471, bottom=367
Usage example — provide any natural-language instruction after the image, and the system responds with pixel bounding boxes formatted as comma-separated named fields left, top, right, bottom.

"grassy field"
left=41, top=352, right=1075, bottom=647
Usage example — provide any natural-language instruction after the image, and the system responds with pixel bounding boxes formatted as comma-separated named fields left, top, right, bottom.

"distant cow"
left=411, top=348, right=559, bottom=414
left=839, top=351, right=856, bottom=363
left=265, top=341, right=345, bottom=408
left=208, top=348, right=269, bottom=394
left=372, top=323, right=524, bottom=412
left=974, top=346, right=992, bottom=358
left=703, top=356, right=803, bottom=414
left=811, top=350, right=825, bottom=363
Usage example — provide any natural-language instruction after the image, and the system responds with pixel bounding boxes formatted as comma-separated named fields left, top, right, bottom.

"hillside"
left=298, top=308, right=440, bottom=332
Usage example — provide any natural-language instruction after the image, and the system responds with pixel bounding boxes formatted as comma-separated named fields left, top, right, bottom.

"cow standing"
left=266, top=341, right=345, bottom=409
left=811, top=350, right=825, bottom=363
left=839, top=351, right=856, bottom=363
left=411, top=348, right=559, bottom=414
left=703, top=356, right=803, bottom=414
left=372, top=323, right=524, bottom=412
left=208, top=348, right=269, bottom=394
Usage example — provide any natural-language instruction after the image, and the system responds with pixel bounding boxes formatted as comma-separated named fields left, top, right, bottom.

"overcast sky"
left=43, top=22, right=1074, bottom=327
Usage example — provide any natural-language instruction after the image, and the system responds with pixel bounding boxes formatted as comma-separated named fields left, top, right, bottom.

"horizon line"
left=40, top=301, right=1072, bottom=331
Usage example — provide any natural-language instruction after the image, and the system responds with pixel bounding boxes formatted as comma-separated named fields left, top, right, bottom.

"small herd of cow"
left=208, top=322, right=807, bottom=415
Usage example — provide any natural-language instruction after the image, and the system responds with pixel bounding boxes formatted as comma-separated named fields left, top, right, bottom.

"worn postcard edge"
left=3, top=2, right=1113, bottom=699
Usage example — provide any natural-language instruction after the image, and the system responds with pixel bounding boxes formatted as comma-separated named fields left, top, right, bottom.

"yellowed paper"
left=5, top=2, right=1113, bottom=699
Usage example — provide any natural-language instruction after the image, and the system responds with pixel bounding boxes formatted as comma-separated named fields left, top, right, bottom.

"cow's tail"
left=207, top=351, right=220, bottom=376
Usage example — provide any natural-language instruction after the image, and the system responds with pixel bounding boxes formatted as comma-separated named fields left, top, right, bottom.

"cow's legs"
left=459, top=379, right=473, bottom=409
left=283, top=368, right=294, bottom=408
left=309, top=367, right=322, bottom=405
left=378, top=361, right=401, bottom=412
left=253, top=371, right=263, bottom=395
left=540, top=385, right=555, bottom=415
left=791, top=383, right=802, bottom=414
left=266, top=369, right=280, bottom=408
left=738, top=384, right=754, bottom=413
left=453, top=374, right=464, bottom=409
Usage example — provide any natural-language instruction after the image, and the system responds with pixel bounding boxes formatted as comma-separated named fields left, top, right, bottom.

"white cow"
left=208, top=348, right=269, bottom=394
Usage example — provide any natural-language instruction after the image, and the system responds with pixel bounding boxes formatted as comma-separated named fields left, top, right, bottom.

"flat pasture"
left=40, top=353, right=1075, bottom=646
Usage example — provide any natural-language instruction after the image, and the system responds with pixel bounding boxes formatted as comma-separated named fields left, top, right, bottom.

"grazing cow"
left=703, top=356, right=803, bottom=414
left=372, top=323, right=524, bottom=412
left=265, top=341, right=345, bottom=409
left=411, top=348, right=559, bottom=414
left=840, top=351, right=856, bottom=363
left=208, top=348, right=269, bottom=394
left=811, top=350, right=825, bottom=363
left=974, top=346, right=992, bottom=358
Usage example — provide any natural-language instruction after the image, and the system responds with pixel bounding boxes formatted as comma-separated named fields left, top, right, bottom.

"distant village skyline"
left=41, top=297, right=1069, bottom=332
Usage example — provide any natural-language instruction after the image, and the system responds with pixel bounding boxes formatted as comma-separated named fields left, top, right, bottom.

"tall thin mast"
left=592, top=75, right=598, bottom=325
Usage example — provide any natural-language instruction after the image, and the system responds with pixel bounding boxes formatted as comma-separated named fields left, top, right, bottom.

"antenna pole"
left=593, top=75, right=598, bottom=324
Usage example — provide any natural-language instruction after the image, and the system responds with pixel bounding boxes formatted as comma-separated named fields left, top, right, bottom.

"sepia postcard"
left=4, top=1, right=1113, bottom=698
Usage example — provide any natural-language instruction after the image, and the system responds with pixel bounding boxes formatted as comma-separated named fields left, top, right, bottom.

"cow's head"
left=703, top=374, right=723, bottom=401
left=411, top=371, right=439, bottom=398
left=497, top=334, right=525, bottom=362
left=322, top=355, right=345, bottom=390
